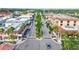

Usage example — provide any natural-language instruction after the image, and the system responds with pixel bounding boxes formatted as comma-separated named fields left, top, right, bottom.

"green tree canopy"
left=8, top=34, right=17, bottom=39
left=6, top=27, right=15, bottom=33
left=0, top=28, right=4, bottom=33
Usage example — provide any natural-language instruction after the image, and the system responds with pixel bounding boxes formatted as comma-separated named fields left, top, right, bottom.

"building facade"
left=46, top=14, right=79, bottom=31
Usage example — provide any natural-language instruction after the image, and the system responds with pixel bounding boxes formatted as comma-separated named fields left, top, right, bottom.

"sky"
left=0, top=0, right=79, bottom=59
left=0, top=0, right=79, bottom=9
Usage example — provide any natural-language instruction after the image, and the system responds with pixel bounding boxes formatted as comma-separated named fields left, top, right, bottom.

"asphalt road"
left=14, top=14, right=62, bottom=50
left=27, top=20, right=36, bottom=39
left=41, top=17, right=62, bottom=50
left=14, top=39, right=62, bottom=50
left=15, top=39, right=40, bottom=50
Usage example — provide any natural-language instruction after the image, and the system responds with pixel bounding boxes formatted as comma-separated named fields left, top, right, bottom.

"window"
left=74, top=24, right=76, bottom=26
left=74, top=21, right=76, bottom=23
left=74, top=21, right=76, bottom=26
left=60, top=24, right=63, bottom=26
left=60, top=21, right=63, bottom=26
left=67, top=21, right=69, bottom=23
left=67, top=24, right=69, bottom=26
left=61, top=21, right=63, bottom=23
left=67, top=21, right=70, bottom=26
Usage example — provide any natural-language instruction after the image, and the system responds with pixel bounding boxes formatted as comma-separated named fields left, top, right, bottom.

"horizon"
left=0, top=8, right=79, bottom=10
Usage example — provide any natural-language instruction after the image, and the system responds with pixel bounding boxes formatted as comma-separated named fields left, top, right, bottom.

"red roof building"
left=0, top=44, right=12, bottom=50
left=0, top=11, right=12, bottom=17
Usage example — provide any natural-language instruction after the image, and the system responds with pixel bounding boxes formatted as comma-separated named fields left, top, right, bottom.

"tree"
left=48, top=25, right=53, bottom=31
left=6, top=27, right=15, bottom=33
left=52, top=25, right=59, bottom=32
left=0, top=28, right=4, bottom=33
left=62, top=39, right=74, bottom=50
left=35, top=13, right=42, bottom=38
left=61, top=31, right=79, bottom=50
left=20, top=23, right=26, bottom=30
left=8, top=34, right=17, bottom=39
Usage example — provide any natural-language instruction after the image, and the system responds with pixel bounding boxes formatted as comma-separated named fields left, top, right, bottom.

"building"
left=0, top=11, right=12, bottom=17
left=0, top=44, right=12, bottom=50
left=46, top=14, right=79, bottom=31
left=0, top=12, right=34, bottom=41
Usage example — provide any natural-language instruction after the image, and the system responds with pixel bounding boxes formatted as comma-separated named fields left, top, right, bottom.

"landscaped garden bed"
left=61, top=31, right=79, bottom=50
left=35, top=13, right=43, bottom=38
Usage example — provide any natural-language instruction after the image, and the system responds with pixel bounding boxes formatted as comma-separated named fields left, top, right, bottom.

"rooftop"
left=0, top=44, right=12, bottom=50
left=46, top=14, right=79, bottom=21
left=0, top=11, right=12, bottom=17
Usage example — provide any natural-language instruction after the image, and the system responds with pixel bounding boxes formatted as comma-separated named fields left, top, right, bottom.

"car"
left=22, top=28, right=30, bottom=37
left=49, top=31, right=51, bottom=34
left=27, top=21, right=31, bottom=25
left=46, top=43, right=51, bottom=49
left=0, top=42, right=3, bottom=45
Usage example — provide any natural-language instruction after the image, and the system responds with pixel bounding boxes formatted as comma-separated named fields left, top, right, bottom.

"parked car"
left=22, top=28, right=30, bottom=37
left=49, top=31, right=51, bottom=34
left=27, top=21, right=31, bottom=25
left=0, top=42, right=3, bottom=45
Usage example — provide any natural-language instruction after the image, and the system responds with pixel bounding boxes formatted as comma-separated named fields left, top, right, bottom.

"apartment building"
left=46, top=14, right=79, bottom=31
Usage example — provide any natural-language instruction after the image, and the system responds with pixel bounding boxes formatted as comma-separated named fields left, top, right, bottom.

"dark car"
left=0, top=42, right=3, bottom=45
left=22, top=29, right=30, bottom=37
left=46, top=43, right=51, bottom=49
left=49, top=31, right=51, bottom=34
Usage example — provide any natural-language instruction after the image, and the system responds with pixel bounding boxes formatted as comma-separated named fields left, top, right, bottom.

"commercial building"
left=0, top=12, right=34, bottom=41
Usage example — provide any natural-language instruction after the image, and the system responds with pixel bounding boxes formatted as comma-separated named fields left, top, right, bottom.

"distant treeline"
left=0, top=8, right=79, bottom=14
left=0, top=8, right=32, bottom=12
left=45, top=9, right=79, bottom=14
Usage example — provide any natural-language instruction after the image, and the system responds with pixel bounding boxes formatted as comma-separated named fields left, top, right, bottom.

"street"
left=41, top=15, right=62, bottom=50
left=14, top=14, right=62, bottom=50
